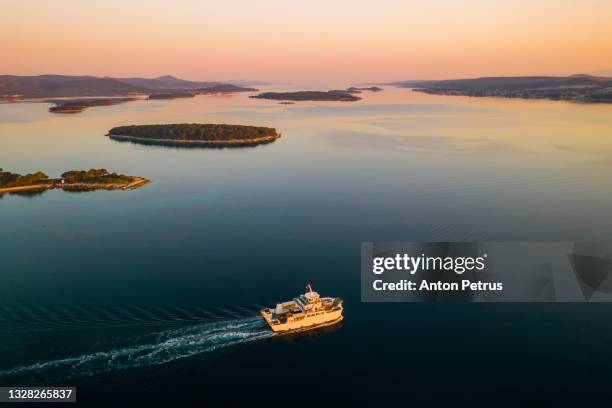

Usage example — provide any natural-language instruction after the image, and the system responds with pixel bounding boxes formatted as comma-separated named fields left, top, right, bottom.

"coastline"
left=0, top=184, right=53, bottom=193
left=0, top=177, right=150, bottom=194
left=412, top=88, right=612, bottom=104
left=107, top=133, right=282, bottom=147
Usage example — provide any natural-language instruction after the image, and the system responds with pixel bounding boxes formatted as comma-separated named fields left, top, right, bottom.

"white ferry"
left=261, top=284, right=343, bottom=333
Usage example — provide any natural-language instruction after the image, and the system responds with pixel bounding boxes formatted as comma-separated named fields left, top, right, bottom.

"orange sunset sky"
left=2, top=0, right=612, bottom=83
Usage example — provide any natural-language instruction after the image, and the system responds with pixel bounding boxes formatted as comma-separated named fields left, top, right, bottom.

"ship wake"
left=0, top=317, right=271, bottom=381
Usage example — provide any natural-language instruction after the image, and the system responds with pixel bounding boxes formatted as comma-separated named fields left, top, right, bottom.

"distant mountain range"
left=0, top=75, right=258, bottom=98
left=389, top=75, right=612, bottom=103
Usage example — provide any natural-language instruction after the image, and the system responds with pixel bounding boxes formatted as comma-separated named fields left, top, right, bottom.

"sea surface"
left=2, top=87, right=612, bottom=405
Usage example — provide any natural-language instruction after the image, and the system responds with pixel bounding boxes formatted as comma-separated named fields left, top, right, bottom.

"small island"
left=0, top=168, right=149, bottom=195
left=48, top=97, right=139, bottom=113
left=198, top=84, right=258, bottom=94
left=250, top=90, right=361, bottom=102
left=346, top=86, right=383, bottom=93
left=107, top=123, right=281, bottom=147
left=147, top=92, right=196, bottom=100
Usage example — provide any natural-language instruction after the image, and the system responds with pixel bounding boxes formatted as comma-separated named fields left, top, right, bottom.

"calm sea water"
left=2, top=88, right=612, bottom=405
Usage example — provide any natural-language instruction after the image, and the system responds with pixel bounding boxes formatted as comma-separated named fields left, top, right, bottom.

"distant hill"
left=390, top=75, right=612, bottom=103
left=0, top=74, right=250, bottom=98
left=0, top=75, right=147, bottom=97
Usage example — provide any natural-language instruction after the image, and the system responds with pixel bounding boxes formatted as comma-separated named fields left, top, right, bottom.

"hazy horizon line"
left=2, top=71, right=612, bottom=85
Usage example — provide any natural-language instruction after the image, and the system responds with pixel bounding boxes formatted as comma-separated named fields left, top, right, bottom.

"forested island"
left=0, top=168, right=149, bottom=195
left=251, top=90, right=361, bottom=102
left=48, top=97, right=139, bottom=113
left=198, top=84, right=258, bottom=94
left=107, top=123, right=281, bottom=147
left=148, top=93, right=196, bottom=100
left=347, top=86, right=383, bottom=93
left=392, top=75, right=612, bottom=103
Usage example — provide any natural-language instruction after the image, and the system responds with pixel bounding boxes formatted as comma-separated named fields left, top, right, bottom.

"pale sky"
left=2, top=0, right=611, bottom=83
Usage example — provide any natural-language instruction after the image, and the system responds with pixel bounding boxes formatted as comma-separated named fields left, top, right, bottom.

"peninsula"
left=250, top=90, right=361, bottom=102
left=391, top=75, right=612, bottom=103
left=107, top=123, right=281, bottom=147
left=48, top=97, right=139, bottom=113
left=0, top=168, right=149, bottom=195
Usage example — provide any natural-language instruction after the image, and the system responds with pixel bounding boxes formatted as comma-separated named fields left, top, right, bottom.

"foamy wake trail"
left=0, top=317, right=271, bottom=380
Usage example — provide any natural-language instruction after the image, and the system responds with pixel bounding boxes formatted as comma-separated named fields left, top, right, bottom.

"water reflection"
left=320, top=129, right=521, bottom=154
left=0, top=188, right=47, bottom=198
left=108, top=136, right=280, bottom=149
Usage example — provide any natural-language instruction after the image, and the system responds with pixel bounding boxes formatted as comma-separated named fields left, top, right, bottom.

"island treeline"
left=0, top=169, right=50, bottom=188
left=108, top=124, right=280, bottom=143
left=251, top=90, right=361, bottom=102
left=61, top=169, right=137, bottom=184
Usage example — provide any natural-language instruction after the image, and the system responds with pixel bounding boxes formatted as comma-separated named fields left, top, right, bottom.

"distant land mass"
left=148, top=92, right=196, bottom=100
left=391, top=75, right=612, bottom=103
left=117, top=75, right=218, bottom=90
left=198, top=84, right=258, bottom=94
left=48, top=97, right=139, bottom=113
left=107, top=124, right=281, bottom=147
left=251, top=90, right=361, bottom=102
left=0, top=74, right=258, bottom=98
left=0, top=75, right=145, bottom=98
left=346, top=86, right=383, bottom=94
left=148, top=85, right=257, bottom=99
left=0, top=168, right=148, bottom=196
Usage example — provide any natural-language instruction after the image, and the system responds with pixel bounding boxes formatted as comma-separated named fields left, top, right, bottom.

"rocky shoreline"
left=107, top=132, right=281, bottom=147
left=0, top=177, right=150, bottom=194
